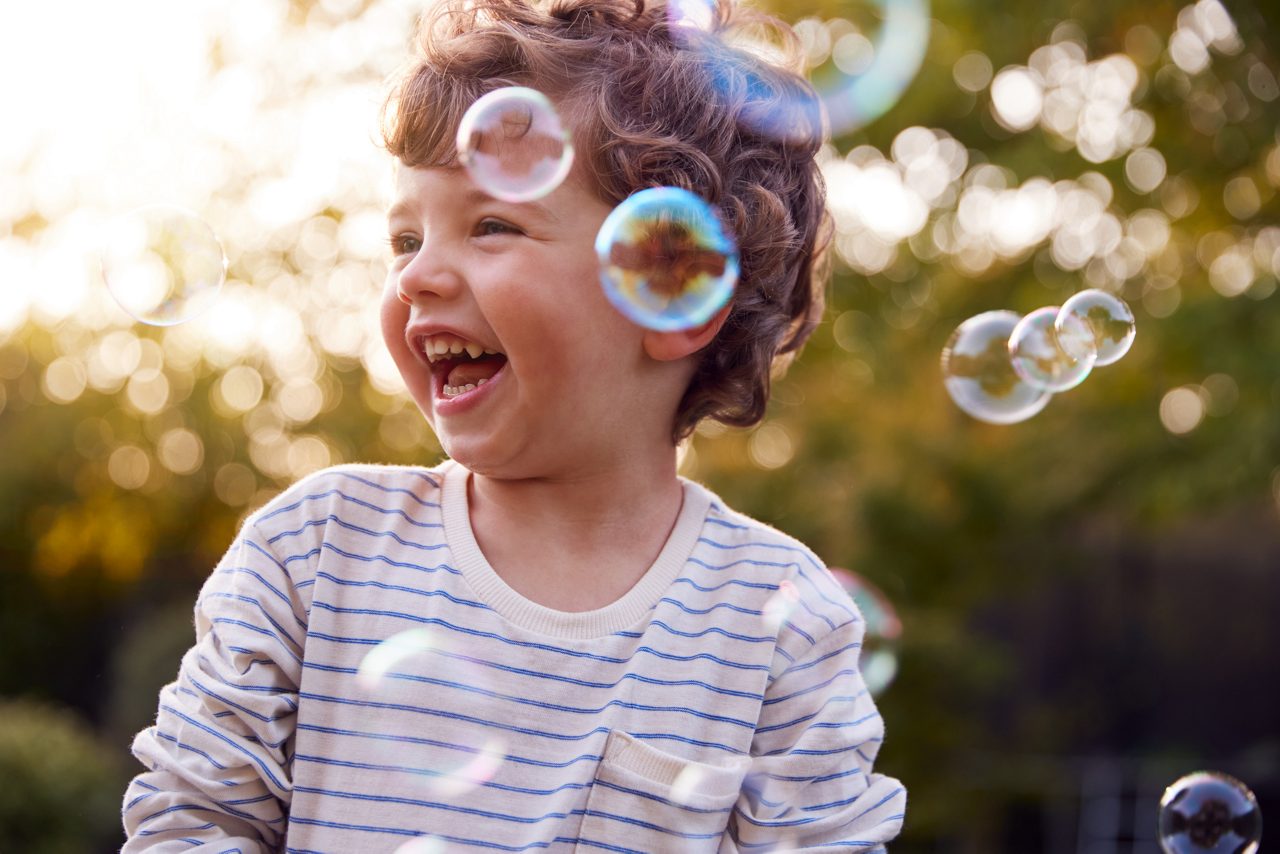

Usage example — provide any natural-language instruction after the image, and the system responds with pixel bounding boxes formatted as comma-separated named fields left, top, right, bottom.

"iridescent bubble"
left=595, top=187, right=738, bottom=331
left=703, top=0, right=929, bottom=143
left=1159, top=771, right=1262, bottom=854
left=941, top=310, right=1053, bottom=425
left=456, top=86, right=574, bottom=203
left=820, top=0, right=932, bottom=136
left=99, top=204, right=226, bottom=327
left=1008, top=306, right=1096, bottom=392
left=1057, top=288, right=1137, bottom=366
left=356, top=628, right=507, bottom=798
left=828, top=568, right=902, bottom=696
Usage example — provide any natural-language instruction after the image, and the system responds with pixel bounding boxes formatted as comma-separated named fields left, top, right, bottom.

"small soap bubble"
left=1008, top=305, right=1096, bottom=392
left=595, top=186, right=738, bottom=331
left=356, top=628, right=507, bottom=798
left=762, top=578, right=801, bottom=633
left=1057, top=288, right=1137, bottom=366
left=456, top=86, right=575, bottom=203
left=669, top=764, right=709, bottom=805
left=667, top=0, right=716, bottom=32
left=1159, top=771, right=1262, bottom=854
left=941, top=310, right=1053, bottom=424
left=829, top=568, right=902, bottom=695
left=100, top=204, right=226, bottom=327
left=393, top=837, right=450, bottom=854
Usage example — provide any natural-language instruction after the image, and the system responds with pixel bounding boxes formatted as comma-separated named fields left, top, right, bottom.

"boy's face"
left=381, top=164, right=683, bottom=477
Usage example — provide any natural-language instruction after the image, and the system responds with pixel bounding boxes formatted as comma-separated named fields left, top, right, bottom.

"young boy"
left=121, top=0, right=906, bottom=850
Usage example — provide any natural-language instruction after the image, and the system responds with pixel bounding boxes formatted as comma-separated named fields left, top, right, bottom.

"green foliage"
left=0, top=699, right=125, bottom=854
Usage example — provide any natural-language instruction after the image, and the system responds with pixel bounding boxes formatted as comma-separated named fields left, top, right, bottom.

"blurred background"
left=1, top=0, right=1277, bottom=851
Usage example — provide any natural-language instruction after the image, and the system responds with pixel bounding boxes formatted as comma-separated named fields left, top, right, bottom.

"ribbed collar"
left=440, top=459, right=712, bottom=639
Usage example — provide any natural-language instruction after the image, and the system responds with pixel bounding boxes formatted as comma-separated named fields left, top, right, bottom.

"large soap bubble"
left=1159, top=770, right=1261, bottom=854
left=1057, top=288, right=1137, bottom=366
left=819, top=0, right=932, bottom=137
left=941, top=310, right=1053, bottom=424
left=456, top=86, right=575, bottom=203
left=100, top=204, right=226, bottom=327
left=356, top=628, right=507, bottom=799
left=595, top=186, right=738, bottom=331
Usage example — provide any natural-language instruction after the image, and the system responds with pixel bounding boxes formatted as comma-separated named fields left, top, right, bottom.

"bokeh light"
left=1160, top=385, right=1207, bottom=435
left=595, top=187, right=738, bottom=331
left=1158, top=771, right=1261, bottom=853
left=456, top=86, right=575, bottom=203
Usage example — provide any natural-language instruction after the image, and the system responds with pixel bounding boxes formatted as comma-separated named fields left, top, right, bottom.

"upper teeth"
left=420, top=335, right=502, bottom=364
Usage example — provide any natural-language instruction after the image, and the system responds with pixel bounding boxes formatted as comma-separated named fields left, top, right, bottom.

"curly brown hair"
left=381, top=0, right=831, bottom=444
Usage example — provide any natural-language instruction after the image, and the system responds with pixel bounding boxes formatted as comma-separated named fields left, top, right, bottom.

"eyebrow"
left=386, top=189, right=561, bottom=226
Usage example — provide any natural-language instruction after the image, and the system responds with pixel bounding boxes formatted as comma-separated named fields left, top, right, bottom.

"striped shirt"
left=122, top=458, right=906, bottom=852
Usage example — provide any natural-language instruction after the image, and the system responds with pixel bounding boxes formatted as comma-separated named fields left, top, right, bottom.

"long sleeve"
left=122, top=520, right=309, bottom=852
left=720, top=617, right=906, bottom=852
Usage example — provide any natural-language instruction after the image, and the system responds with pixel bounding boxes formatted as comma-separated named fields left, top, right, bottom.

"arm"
left=721, top=619, right=906, bottom=852
left=121, top=523, right=306, bottom=852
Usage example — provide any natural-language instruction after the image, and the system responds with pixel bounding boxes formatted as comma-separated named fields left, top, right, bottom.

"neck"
left=467, top=452, right=684, bottom=555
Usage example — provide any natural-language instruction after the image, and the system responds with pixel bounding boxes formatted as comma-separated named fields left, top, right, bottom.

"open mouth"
left=415, top=335, right=509, bottom=399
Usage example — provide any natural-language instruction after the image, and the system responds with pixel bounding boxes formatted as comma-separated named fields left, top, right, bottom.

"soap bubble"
left=941, top=310, right=1053, bottom=424
left=667, top=0, right=716, bottom=32
left=1159, top=770, right=1262, bottom=854
left=762, top=578, right=802, bottom=633
left=820, top=0, right=932, bottom=136
left=720, top=0, right=931, bottom=141
left=99, top=204, right=226, bottom=326
left=356, top=628, right=507, bottom=798
left=829, top=568, right=902, bottom=695
left=1057, top=288, right=1137, bottom=366
left=456, top=86, right=574, bottom=203
left=1008, top=305, right=1096, bottom=392
left=393, top=837, right=449, bottom=854
left=595, top=187, right=738, bottom=331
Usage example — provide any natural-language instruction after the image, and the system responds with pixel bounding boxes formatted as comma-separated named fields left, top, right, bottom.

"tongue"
left=446, top=355, right=506, bottom=388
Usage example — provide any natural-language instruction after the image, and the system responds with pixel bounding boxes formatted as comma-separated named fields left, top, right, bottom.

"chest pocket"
left=575, top=729, right=750, bottom=854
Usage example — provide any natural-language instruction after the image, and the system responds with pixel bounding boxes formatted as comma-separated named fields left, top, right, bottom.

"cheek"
left=379, top=279, right=409, bottom=352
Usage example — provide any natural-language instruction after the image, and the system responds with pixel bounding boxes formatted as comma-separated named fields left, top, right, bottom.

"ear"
left=641, top=300, right=733, bottom=362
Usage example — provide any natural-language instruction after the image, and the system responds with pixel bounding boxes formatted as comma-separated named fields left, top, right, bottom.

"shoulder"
left=685, top=478, right=862, bottom=650
left=245, top=460, right=450, bottom=545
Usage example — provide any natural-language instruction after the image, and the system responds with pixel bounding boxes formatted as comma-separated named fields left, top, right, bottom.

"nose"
left=396, top=240, right=464, bottom=305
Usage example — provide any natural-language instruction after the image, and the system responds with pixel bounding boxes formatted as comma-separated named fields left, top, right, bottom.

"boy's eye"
left=388, top=234, right=421, bottom=256
left=476, top=218, right=521, bottom=237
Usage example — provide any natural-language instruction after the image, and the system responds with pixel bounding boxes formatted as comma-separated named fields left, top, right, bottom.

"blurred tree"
left=0, top=699, right=126, bottom=854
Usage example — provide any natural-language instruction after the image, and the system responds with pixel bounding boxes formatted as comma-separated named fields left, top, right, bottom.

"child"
left=121, top=0, right=906, bottom=850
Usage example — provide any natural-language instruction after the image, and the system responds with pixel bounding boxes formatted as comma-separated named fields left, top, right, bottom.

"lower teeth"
left=443, top=377, right=489, bottom=398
